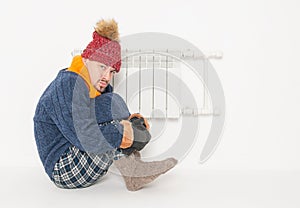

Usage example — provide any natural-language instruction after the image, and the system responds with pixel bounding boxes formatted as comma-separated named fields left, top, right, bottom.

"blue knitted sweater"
left=33, top=69, right=129, bottom=179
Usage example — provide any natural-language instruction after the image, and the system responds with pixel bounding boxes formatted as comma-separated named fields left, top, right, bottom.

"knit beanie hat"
left=81, top=19, right=121, bottom=72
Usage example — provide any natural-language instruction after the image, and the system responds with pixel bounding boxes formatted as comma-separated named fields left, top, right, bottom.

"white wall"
left=1, top=0, right=299, bottom=171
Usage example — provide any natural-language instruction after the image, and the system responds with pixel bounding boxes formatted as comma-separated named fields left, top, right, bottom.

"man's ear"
left=82, top=58, right=87, bottom=66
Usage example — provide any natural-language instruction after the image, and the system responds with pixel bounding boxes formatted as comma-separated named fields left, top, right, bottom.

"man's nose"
left=102, top=68, right=111, bottom=79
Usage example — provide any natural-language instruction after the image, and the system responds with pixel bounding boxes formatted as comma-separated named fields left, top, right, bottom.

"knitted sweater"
left=33, top=69, right=127, bottom=179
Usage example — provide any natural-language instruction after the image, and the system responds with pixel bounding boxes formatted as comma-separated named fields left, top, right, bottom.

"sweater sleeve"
left=45, top=71, right=122, bottom=154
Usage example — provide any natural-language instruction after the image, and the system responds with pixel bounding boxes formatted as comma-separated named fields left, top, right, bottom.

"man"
left=33, top=19, right=177, bottom=191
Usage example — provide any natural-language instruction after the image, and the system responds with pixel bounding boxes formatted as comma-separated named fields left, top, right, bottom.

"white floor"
left=1, top=166, right=299, bottom=208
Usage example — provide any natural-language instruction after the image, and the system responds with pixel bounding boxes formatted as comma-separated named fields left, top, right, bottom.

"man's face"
left=83, top=58, right=116, bottom=92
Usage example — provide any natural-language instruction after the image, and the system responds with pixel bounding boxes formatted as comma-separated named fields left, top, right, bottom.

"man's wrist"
left=119, top=120, right=134, bottom=148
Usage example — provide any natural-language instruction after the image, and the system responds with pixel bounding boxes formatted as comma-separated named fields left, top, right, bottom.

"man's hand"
left=128, top=113, right=150, bottom=130
left=121, top=117, right=151, bottom=156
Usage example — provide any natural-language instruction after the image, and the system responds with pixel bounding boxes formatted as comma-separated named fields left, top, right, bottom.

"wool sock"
left=114, top=151, right=177, bottom=191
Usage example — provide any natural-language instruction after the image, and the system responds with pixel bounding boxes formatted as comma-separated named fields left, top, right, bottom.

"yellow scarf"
left=67, top=55, right=101, bottom=98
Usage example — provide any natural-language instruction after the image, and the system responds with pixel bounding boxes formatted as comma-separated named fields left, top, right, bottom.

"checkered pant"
left=51, top=146, right=124, bottom=189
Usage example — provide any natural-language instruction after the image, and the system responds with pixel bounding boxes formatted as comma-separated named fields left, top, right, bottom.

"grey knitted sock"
left=114, top=151, right=177, bottom=191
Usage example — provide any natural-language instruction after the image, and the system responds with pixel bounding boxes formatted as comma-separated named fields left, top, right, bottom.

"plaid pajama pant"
left=51, top=146, right=124, bottom=189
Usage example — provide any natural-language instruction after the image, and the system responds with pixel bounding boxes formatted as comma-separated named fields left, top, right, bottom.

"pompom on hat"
left=81, top=19, right=121, bottom=72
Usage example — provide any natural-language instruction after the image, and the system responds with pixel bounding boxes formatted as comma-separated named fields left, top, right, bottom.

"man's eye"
left=100, top=65, right=107, bottom=69
left=111, top=71, right=116, bottom=74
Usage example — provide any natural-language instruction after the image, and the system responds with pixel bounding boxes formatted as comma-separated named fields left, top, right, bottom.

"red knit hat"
left=81, top=19, right=121, bottom=72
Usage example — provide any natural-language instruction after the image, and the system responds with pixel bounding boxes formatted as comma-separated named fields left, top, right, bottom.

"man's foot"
left=114, top=152, right=177, bottom=191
